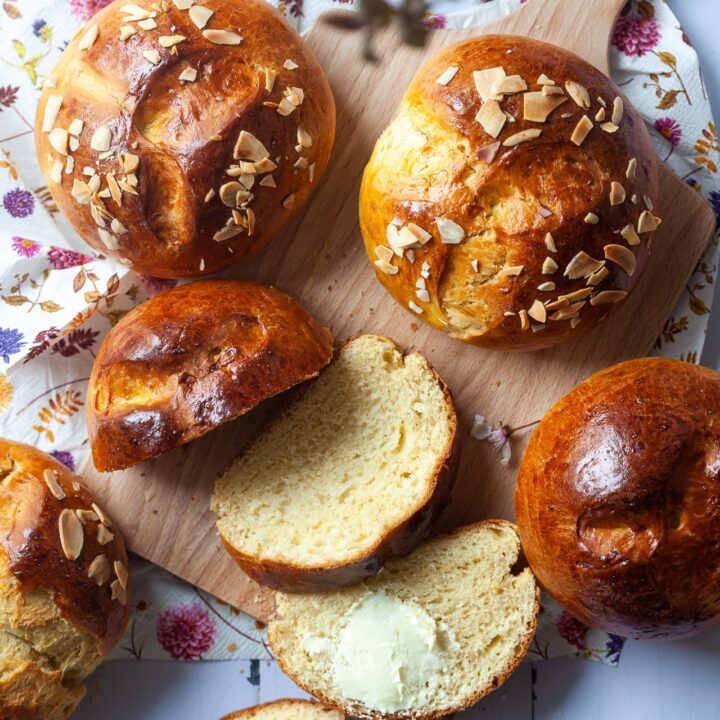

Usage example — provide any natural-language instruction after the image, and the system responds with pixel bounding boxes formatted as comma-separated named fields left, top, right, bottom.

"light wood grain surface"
left=81, top=0, right=717, bottom=621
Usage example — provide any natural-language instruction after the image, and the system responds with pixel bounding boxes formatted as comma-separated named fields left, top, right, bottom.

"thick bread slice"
left=212, top=335, right=458, bottom=592
left=220, top=699, right=344, bottom=720
left=268, top=521, right=539, bottom=720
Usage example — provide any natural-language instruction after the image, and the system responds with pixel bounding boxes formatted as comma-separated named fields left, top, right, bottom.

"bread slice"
left=268, top=521, right=539, bottom=720
left=212, top=335, right=458, bottom=592
left=220, top=699, right=344, bottom=720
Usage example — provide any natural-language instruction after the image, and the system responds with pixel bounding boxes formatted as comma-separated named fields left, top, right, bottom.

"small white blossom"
left=471, top=415, right=511, bottom=465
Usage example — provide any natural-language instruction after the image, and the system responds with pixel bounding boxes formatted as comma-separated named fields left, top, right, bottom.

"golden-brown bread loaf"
left=515, top=358, right=720, bottom=639
left=0, top=439, right=130, bottom=719
left=219, top=699, right=344, bottom=720
left=360, top=36, right=660, bottom=351
left=35, top=0, right=335, bottom=278
left=87, top=279, right=333, bottom=471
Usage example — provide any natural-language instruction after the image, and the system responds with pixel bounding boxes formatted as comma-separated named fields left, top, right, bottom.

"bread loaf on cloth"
left=212, top=335, right=458, bottom=592
left=35, top=0, right=335, bottom=278
left=516, top=358, right=720, bottom=639
left=220, top=699, right=344, bottom=720
left=268, top=521, right=539, bottom=720
left=0, top=439, right=130, bottom=719
left=87, top=279, right=333, bottom=471
left=360, top=36, right=660, bottom=350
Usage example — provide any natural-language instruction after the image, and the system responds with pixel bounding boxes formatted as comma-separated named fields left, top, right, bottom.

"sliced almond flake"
left=620, top=223, right=641, bottom=246
left=42, top=94, right=63, bottom=132
left=584, top=212, right=599, bottom=224
left=138, top=17, right=158, bottom=29
left=537, top=73, right=554, bottom=85
left=605, top=243, right=636, bottom=275
left=49, top=128, right=69, bottom=155
left=471, top=259, right=479, bottom=272
left=283, top=58, right=299, bottom=70
left=503, top=129, right=541, bottom=147
left=89, top=555, right=111, bottom=586
left=406, top=249, right=416, bottom=263
left=544, top=232, right=557, bottom=252
left=600, top=122, right=619, bottom=133
left=473, top=66, right=506, bottom=101
left=375, top=245, right=394, bottom=262
left=88, top=174, right=102, bottom=193
left=114, top=560, right=129, bottom=590
left=626, top=157, right=637, bottom=181
left=285, top=86, right=304, bottom=106
left=204, top=188, right=216, bottom=203
left=219, top=182, right=242, bottom=206
left=111, top=579, right=127, bottom=606
left=264, top=67, right=276, bottom=93
left=590, top=290, right=628, bottom=305
left=282, top=193, right=295, bottom=209
left=247, top=208, right=256, bottom=235
left=90, top=125, right=112, bottom=152
left=121, top=153, right=140, bottom=173
left=238, top=161, right=256, bottom=174
left=214, top=225, right=244, bottom=241
left=564, top=251, right=604, bottom=279
left=119, top=25, right=137, bottom=41
left=541, top=85, right=565, bottom=96
left=111, top=218, right=128, bottom=235
left=610, top=181, right=626, bottom=206
left=435, top=65, right=458, bottom=86
left=504, top=111, right=516, bottom=123
left=611, top=96, right=624, bottom=125
left=199, top=258, right=205, bottom=271
left=98, top=189, right=111, bottom=199
left=69, top=137, right=81, bottom=152
left=597, top=96, right=607, bottom=108
left=528, top=299, right=546, bottom=323
left=50, top=160, right=63, bottom=184
left=416, top=288, right=430, bottom=303
left=106, top=173, right=122, bottom=205
left=549, top=301, right=586, bottom=321
left=406, top=223, right=432, bottom=244
left=631, top=194, right=638, bottom=204
left=159, top=34, right=186, bottom=47
left=570, top=316, right=582, bottom=329
left=570, top=115, right=593, bottom=146
left=545, top=297, right=569, bottom=311
left=565, top=80, right=590, bottom=109
left=83, top=166, right=96, bottom=176
left=538, top=281, right=555, bottom=292
left=293, top=157, right=309, bottom=169
left=408, top=300, right=423, bottom=315
left=233, top=130, right=269, bottom=162
left=78, top=24, right=99, bottom=51
left=76, top=509, right=99, bottom=525
left=435, top=217, right=465, bottom=244
left=498, top=264, right=524, bottom=278
left=523, top=92, right=567, bottom=122
left=179, top=66, right=198, bottom=83
left=538, top=206, right=553, bottom=218
left=308, top=163, right=316, bottom=182
left=519, top=309, right=530, bottom=331
left=558, top=287, right=594, bottom=303
left=65, top=156, right=75, bottom=174
left=259, top=174, right=276, bottom=188
left=238, top=174, right=254, bottom=190
left=504, top=311, right=517, bottom=317
left=542, top=257, right=558, bottom=274
left=98, top=149, right=114, bottom=161
left=90, top=203, right=106, bottom=227
left=189, top=4, right=214, bottom=28
left=98, top=228, right=119, bottom=250
left=276, top=97, right=296, bottom=116
left=477, top=141, right=500, bottom=164
left=118, top=179, right=137, bottom=195
left=492, top=74, right=527, bottom=95
left=68, top=118, right=84, bottom=136
left=71, top=179, right=92, bottom=204
left=173, top=0, right=194, bottom=8
left=416, top=276, right=426, bottom=290
left=296, top=126, right=312, bottom=149
left=59, top=509, right=84, bottom=561
left=560, top=112, right=574, bottom=119
left=231, top=208, right=243, bottom=226
left=594, top=107, right=606, bottom=122
left=202, top=29, right=242, bottom=45
left=142, top=48, right=161, bottom=65
left=643, top=194, right=654, bottom=211
left=254, top=158, right=277, bottom=173
left=43, top=468, right=66, bottom=500
left=637, top=210, right=658, bottom=233
left=122, top=3, right=155, bottom=20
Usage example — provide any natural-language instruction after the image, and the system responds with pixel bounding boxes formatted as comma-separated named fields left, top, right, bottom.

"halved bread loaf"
left=220, top=699, right=344, bottom=720
left=212, top=335, right=458, bottom=592
left=269, top=521, right=539, bottom=720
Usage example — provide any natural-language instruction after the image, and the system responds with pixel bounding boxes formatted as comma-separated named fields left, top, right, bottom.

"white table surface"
left=75, top=1, right=720, bottom=718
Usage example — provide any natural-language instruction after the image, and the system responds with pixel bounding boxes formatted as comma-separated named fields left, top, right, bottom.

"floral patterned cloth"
left=0, top=0, right=717, bottom=668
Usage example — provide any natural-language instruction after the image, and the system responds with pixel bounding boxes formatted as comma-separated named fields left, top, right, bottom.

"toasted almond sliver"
left=283, top=58, right=299, bottom=70
left=111, top=218, right=128, bottom=235
left=626, top=157, right=637, bottom=181
left=374, top=259, right=398, bottom=275
left=523, top=92, right=568, bottom=122
left=143, top=49, right=161, bottom=65
left=138, top=17, right=157, bottom=29
left=538, top=281, right=556, bottom=292
left=544, top=232, right=557, bottom=252
left=492, top=74, right=527, bottom=95
left=570, top=116, right=593, bottom=146
left=282, top=194, right=295, bottom=210
left=565, top=80, right=591, bottom=109
left=114, top=560, right=129, bottom=590
left=558, top=287, right=594, bottom=303
left=503, top=129, right=541, bottom=147
left=590, top=290, right=627, bottom=305
left=498, top=264, right=524, bottom=278
left=584, top=212, right=599, bottom=224
left=259, top=174, right=276, bottom=188
left=475, top=99, right=506, bottom=139
left=473, top=66, right=506, bottom=102
left=542, top=257, right=558, bottom=274
left=477, top=141, right=500, bottom=164
left=214, top=225, right=244, bottom=242
left=119, top=25, right=136, bottom=41
left=587, top=266, right=610, bottom=286
left=264, top=67, right=277, bottom=93
left=78, top=24, right=99, bottom=51
left=621, top=223, right=641, bottom=246
left=89, top=555, right=111, bottom=586
left=435, top=217, right=465, bottom=244
left=528, top=299, right=546, bottom=323
left=90, top=124, right=112, bottom=152
left=68, top=118, right=84, bottom=136
left=43, top=468, right=66, bottom=500
left=50, top=161, right=63, bottom=184
left=59, top=509, right=84, bottom=561
left=610, top=181, right=626, bottom=206
left=98, top=228, right=119, bottom=251
left=605, top=243, right=636, bottom=276
left=42, top=94, right=63, bottom=133
left=637, top=210, right=659, bottom=233
left=97, top=524, right=115, bottom=545
left=542, top=85, right=565, bottom=96
left=178, top=66, right=197, bottom=83
left=76, top=509, right=99, bottom=525
left=49, top=128, right=69, bottom=155
left=375, top=245, right=394, bottom=262
left=564, top=251, right=604, bottom=279
left=595, top=107, right=606, bottom=122
left=233, top=131, right=269, bottom=162
left=537, top=73, right=554, bottom=85
left=189, top=4, right=214, bottom=28
left=159, top=34, right=186, bottom=48
left=519, top=309, right=530, bottom=331
left=408, top=300, right=423, bottom=315
left=612, top=96, right=624, bottom=126
left=111, top=579, right=127, bottom=605
left=600, top=122, right=619, bottom=133
left=435, top=65, right=459, bottom=86
left=173, top=0, right=194, bottom=8
left=203, top=29, right=243, bottom=45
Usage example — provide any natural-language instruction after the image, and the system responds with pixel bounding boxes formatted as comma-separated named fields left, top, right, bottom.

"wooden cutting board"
left=81, top=0, right=717, bottom=621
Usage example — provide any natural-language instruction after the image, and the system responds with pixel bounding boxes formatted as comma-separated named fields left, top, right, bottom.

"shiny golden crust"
left=516, top=358, right=720, bottom=639
left=0, top=439, right=130, bottom=718
left=35, top=0, right=335, bottom=278
left=87, top=279, right=334, bottom=471
left=220, top=699, right=345, bottom=720
left=360, top=35, right=659, bottom=350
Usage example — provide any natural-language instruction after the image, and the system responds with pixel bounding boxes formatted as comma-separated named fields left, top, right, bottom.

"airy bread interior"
left=212, top=335, right=455, bottom=569
left=223, top=699, right=344, bottom=720
left=269, top=522, right=538, bottom=720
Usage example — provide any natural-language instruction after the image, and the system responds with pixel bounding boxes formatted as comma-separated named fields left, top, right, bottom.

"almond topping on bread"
left=59, top=509, right=84, bottom=561
left=604, top=243, right=636, bottom=276
left=570, top=116, right=593, bottom=146
left=43, top=468, right=66, bottom=500
left=523, top=92, right=567, bottom=122
left=502, top=129, right=541, bottom=147
left=435, top=65, right=458, bottom=86
left=189, top=5, right=214, bottom=28
left=202, top=29, right=243, bottom=45
left=436, top=217, right=465, bottom=244
left=475, top=100, right=506, bottom=138
left=565, top=80, right=591, bottom=109
left=590, top=289, right=627, bottom=305
left=473, top=66, right=506, bottom=101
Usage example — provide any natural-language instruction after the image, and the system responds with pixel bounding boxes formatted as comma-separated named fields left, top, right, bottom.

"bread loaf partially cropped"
left=87, top=280, right=333, bottom=471
left=269, top=521, right=539, bottom=720
left=360, top=35, right=660, bottom=350
left=220, top=699, right=344, bottom=720
left=212, top=335, right=458, bottom=592
left=35, top=0, right=335, bottom=278
left=0, top=439, right=130, bottom=719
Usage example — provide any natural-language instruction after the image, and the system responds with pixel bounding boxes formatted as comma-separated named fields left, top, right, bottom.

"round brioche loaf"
left=87, top=279, right=334, bottom=471
left=220, top=700, right=344, bottom=720
left=360, top=35, right=660, bottom=351
left=516, top=358, right=720, bottom=639
left=0, top=439, right=130, bottom=719
left=35, top=0, right=335, bottom=278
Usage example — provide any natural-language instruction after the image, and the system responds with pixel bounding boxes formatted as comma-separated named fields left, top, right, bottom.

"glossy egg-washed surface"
left=516, top=359, right=720, bottom=639
left=35, top=0, right=335, bottom=278
left=87, top=280, right=334, bottom=471
left=360, top=36, right=659, bottom=350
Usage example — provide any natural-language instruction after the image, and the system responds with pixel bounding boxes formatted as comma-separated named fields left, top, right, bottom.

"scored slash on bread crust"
left=86, top=280, right=333, bottom=472
left=268, top=521, right=540, bottom=720
left=219, top=699, right=345, bottom=720
left=212, top=335, right=459, bottom=592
